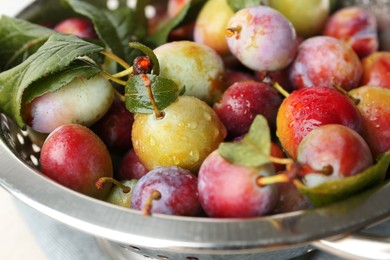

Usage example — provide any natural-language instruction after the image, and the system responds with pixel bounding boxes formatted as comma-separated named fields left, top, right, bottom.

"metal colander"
left=2, top=1, right=390, bottom=259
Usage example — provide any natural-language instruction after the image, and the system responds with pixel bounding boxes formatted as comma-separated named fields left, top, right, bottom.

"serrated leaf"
left=227, top=0, right=262, bottom=12
left=297, top=151, right=390, bottom=207
left=105, top=7, right=148, bottom=63
left=125, top=74, right=180, bottom=114
left=145, top=2, right=192, bottom=48
left=65, top=0, right=127, bottom=61
left=0, top=33, right=104, bottom=128
left=218, top=115, right=271, bottom=168
left=23, top=61, right=101, bottom=104
left=0, top=16, right=54, bottom=71
left=16, top=0, right=79, bottom=25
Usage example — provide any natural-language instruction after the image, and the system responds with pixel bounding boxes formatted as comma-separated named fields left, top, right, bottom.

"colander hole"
left=186, top=257, right=199, bottom=260
left=143, top=255, right=152, bottom=259
left=30, top=154, right=39, bottom=166
left=16, top=133, right=25, bottom=145
left=127, top=0, right=136, bottom=8
left=157, top=255, right=169, bottom=259
left=129, top=246, right=141, bottom=251
left=106, top=0, right=119, bottom=10
left=32, top=143, right=41, bottom=153
left=145, top=5, right=156, bottom=19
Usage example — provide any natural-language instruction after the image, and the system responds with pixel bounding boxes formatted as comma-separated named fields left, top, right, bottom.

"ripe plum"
left=297, top=124, right=373, bottom=187
left=92, top=98, right=134, bottom=151
left=323, top=6, right=378, bottom=58
left=276, top=86, right=363, bottom=159
left=132, top=96, right=226, bottom=173
left=40, top=124, right=113, bottom=199
left=360, top=52, right=390, bottom=90
left=349, top=86, right=390, bottom=157
left=193, top=0, right=234, bottom=55
left=198, top=150, right=278, bottom=218
left=289, top=36, right=362, bottom=91
left=154, top=41, right=225, bottom=104
left=130, top=166, right=201, bottom=216
left=269, top=0, right=330, bottom=38
left=213, top=80, right=282, bottom=138
left=118, top=148, right=149, bottom=180
left=25, top=75, right=115, bottom=134
left=225, top=6, right=298, bottom=71
left=54, top=17, right=98, bottom=39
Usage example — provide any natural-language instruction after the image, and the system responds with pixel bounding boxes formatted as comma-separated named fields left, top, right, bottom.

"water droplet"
left=203, top=112, right=211, bottom=121
left=212, top=128, right=220, bottom=138
left=189, top=150, right=200, bottom=161
left=149, top=137, right=156, bottom=146
left=187, top=122, right=198, bottom=129
left=172, top=156, right=181, bottom=165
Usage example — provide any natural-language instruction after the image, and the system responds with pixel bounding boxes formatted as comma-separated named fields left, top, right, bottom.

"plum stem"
left=332, top=81, right=360, bottom=105
left=141, top=74, right=164, bottom=119
left=100, top=71, right=127, bottom=86
left=100, top=50, right=131, bottom=69
left=143, top=190, right=162, bottom=216
left=96, top=177, right=131, bottom=193
left=225, top=26, right=242, bottom=38
left=272, top=82, right=290, bottom=98
left=269, top=156, right=294, bottom=165
left=112, top=67, right=134, bottom=78
left=257, top=173, right=291, bottom=187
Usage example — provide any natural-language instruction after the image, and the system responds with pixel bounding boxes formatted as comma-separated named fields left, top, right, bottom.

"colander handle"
left=312, top=232, right=390, bottom=260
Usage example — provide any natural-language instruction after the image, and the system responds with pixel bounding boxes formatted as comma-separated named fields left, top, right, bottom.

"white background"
left=0, top=1, right=49, bottom=259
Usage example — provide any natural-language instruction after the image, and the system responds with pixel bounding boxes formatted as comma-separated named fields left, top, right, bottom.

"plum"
left=349, top=86, right=390, bottom=157
left=213, top=80, right=282, bottom=138
left=40, top=124, right=113, bottom=199
left=130, top=166, right=201, bottom=216
left=360, top=52, right=390, bottom=90
left=225, top=6, right=298, bottom=71
left=297, top=124, right=373, bottom=187
left=269, top=0, right=330, bottom=38
left=276, top=86, right=363, bottom=159
left=193, top=0, right=234, bottom=55
left=132, top=96, right=226, bottom=173
left=92, top=98, right=134, bottom=151
left=118, top=148, right=149, bottom=180
left=289, top=36, right=362, bottom=91
left=154, top=41, right=225, bottom=104
left=54, top=17, right=98, bottom=39
left=24, top=75, right=115, bottom=134
left=198, top=150, right=278, bottom=218
left=323, top=6, right=378, bottom=58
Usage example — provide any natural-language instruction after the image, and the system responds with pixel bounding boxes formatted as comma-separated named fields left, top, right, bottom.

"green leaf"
left=218, top=115, right=271, bottom=168
left=0, top=16, right=54, bottom=71
left=227, top=0, right=262, bottom=12
left=297, top=151, right=390, bottom=207
left=65, top=0, right=127, bottom=60
left=105, top=7, right=148, bottom=63
left=16, top=0, right=79, bottom=25
left=0, top=33, right=104, bottom=128
left=145, top=2, right=192, bottom=48
left=125, top=74, right=180, bottom=114
left=128, top=42, right=160, bottom=75
left=23, top=61, right=101, bottom=104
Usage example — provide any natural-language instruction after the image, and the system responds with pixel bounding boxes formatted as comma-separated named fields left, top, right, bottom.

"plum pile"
left=1, top=0, right=390, bottom=219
